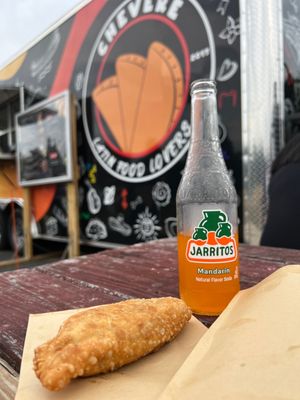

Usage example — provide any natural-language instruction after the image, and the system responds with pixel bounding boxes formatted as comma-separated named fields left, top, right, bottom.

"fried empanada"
left=33, top=297, right=191, bottom=391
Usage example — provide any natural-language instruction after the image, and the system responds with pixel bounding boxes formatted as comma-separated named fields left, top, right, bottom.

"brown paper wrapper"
left=15, top=307, right=207, bottom=399
left=159, top=265, right=300, bottom=400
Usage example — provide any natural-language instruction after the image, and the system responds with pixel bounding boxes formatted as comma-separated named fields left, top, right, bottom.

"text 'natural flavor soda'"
left=176, top=80, right=240, bottom=315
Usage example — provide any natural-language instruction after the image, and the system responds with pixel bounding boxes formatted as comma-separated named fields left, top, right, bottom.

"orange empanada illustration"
left=92, top=42, right=184, bottom=155
left=92, top=76, right=126, bottom=151
left=116, top=54, right=147, bottom=152
left=131, top=42, right=183, bottom=153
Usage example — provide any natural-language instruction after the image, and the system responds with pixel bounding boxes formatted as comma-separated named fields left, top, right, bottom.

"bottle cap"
left=190, top=79, right=216, bottom=96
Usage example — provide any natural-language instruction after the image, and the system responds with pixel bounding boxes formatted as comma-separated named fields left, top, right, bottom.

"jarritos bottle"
left=176, top=79, right=240, bottom=315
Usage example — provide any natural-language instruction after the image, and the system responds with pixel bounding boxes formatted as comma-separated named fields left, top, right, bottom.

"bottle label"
left=186, top=209, right=237, bottom=263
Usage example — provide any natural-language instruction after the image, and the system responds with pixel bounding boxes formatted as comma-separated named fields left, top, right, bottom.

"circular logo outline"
left=82, top=0, right=216, bottom=183
left=94, top=14, right=190, bottom=159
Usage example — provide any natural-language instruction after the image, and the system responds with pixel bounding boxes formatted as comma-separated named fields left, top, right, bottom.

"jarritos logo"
left=186, top=210, right=237, bottom=263
left=83, top=0, right=216, bottom=182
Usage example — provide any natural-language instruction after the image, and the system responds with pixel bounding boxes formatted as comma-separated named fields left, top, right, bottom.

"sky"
left=0, top=0, right=85, bottom=69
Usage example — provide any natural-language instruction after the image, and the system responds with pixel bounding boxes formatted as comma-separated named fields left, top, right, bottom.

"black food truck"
left=0, top=0, right=298, bottom=253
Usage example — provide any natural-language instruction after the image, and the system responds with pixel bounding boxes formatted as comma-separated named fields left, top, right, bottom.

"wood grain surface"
left=1, top=238, right=300, bottom=378
left=0, top=357, right=18, bottom=400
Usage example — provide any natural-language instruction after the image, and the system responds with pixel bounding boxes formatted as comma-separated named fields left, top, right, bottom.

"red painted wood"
left=0, top=238, right=299, bottom=373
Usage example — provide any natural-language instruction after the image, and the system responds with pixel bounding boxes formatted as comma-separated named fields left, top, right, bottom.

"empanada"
left=33, top=297, right=191, bottom=391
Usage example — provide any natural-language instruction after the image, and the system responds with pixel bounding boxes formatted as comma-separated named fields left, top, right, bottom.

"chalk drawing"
left=85, top=219, right=108, bottom=240
left=108, top=215, right=132, bottom=237
left=134, top=207, right=162, bottom=241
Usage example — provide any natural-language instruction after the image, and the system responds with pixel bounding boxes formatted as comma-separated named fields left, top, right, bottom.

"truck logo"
left=92, top=41, right=183, bottom=157
left=82, top=0, right=216, bottom=182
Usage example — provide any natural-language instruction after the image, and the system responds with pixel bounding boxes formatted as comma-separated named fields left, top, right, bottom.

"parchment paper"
left=159, top=265, right=300, bottom=400
left=15, top=307, right=207, bottom=400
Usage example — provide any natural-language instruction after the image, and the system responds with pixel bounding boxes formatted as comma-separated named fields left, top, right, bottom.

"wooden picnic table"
left=1, top=238, right=300, bottom=399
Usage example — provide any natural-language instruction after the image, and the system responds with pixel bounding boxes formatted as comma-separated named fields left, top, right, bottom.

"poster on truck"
left=0, top=0, right=242, bottom=247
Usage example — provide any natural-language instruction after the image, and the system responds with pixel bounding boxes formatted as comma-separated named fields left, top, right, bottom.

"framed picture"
left=16, top=91, right=73, bottom=187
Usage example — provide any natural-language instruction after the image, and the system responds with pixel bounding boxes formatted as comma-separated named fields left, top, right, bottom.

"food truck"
left=0, top=0, right=298, bottom=253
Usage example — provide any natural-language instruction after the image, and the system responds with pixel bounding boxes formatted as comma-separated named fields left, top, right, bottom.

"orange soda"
left=176, top=80, right=240, bottom=315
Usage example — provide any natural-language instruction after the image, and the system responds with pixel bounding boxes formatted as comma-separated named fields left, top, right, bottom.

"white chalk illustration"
left=218, top=117, right=228, bottom=144
left=103, top=186, right=116, bottom=205
left=134, top=207, right=162, bottom=241
left=85, top=219, right=108, bottom=240
left=217, top=58, right=238, bottom=82
left=152, top=181, right=171, bottom=207
left=130, top=196, right=143, bottom=210
left=45, top=217, right=58, bottom=236
left=87, top=187, right=101, bottom=214
left=108, top=215, right=132, bottom=237
left=52, top=205, right=68, bottom=227
left=217, top=0, right=230, bottom=16
left=30, top=30, right=60, bottom=81
left=164, top=217, right=177, bottom=237
left=219, top=16, right=240, bottom=45
left=75, top=72, right=84, bottom=92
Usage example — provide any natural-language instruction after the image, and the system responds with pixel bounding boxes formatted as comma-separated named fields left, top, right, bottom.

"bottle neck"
left=185, top=88, right=225, bottom=171
left=191, top=90, right=219, bottom=147
left=177, top=80, right=237, bottom=205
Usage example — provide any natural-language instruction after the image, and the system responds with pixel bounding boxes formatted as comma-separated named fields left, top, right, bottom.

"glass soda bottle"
left=176, top=79, right=240, bottom=315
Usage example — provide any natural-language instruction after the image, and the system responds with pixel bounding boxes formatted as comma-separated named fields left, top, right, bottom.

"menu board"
left=16, top=91, right=72, bottom=186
